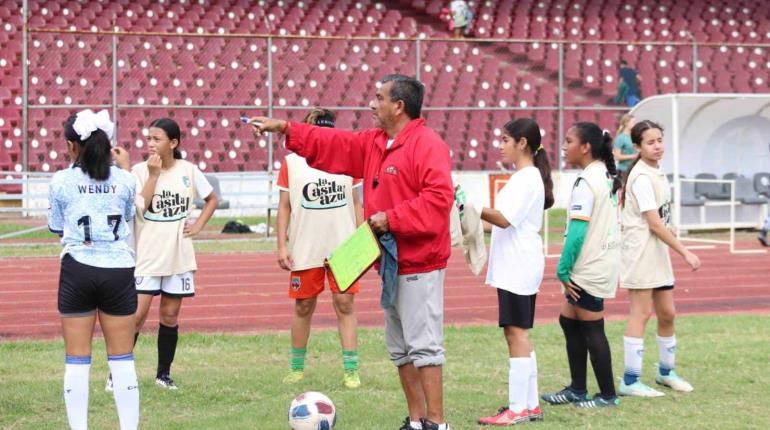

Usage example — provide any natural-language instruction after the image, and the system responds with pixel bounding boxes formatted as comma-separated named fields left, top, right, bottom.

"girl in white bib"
left=618, top=120, right=701, bottom=397
left=542, top=122, right=622, bottom=409
left=275, top=108, right=364, bottom=389
left=118, top=118, right=218, bottom=391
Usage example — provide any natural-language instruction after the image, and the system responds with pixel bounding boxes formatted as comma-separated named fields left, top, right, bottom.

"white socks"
left=508, top=357, right=530, bottom=413
left=108, top=354, right=140, bottom=430
left=623, top=336, right=644, bottom=383
left=527, top=351, right=539, bottom=410
left=64, top=355, right=91, bottom=430
left=657, top=335, right=677, bottom=373
left=409, top=421, right=422, bottom=429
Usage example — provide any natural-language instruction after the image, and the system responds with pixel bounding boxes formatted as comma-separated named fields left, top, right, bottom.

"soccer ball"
left=288, top=391, right=336, bottom=430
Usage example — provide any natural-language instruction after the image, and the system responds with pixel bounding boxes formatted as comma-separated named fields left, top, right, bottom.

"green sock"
left=342, top=350, right=359, bottom=372
left=290, top=347, right=306, bottom=371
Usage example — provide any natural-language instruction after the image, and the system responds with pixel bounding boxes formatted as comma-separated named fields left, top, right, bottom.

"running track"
left=0, top=246, right=768, bottom=340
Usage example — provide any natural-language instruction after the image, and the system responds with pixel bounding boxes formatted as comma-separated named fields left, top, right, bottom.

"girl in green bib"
left=542, top=122, right=622, bottom=409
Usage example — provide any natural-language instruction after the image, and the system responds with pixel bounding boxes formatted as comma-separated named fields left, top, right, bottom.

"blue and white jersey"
left=48, top=165, right=137, bottom=268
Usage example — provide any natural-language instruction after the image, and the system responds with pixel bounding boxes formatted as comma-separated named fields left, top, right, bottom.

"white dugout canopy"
left=630, top=93, right=770, bottom=178
left=630, top=93, right=770, bottom=252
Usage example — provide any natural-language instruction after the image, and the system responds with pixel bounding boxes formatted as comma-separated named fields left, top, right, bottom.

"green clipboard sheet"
left=326, top=223, right=382, bottom=292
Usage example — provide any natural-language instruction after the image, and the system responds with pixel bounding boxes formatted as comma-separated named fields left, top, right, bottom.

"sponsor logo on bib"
left=301, top=178, right=347, bottom=210
left=145, top=190, right=190, bottom=221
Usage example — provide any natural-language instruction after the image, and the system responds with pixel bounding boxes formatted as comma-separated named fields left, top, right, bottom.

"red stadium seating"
left=1, top=0, right=769, bottom=171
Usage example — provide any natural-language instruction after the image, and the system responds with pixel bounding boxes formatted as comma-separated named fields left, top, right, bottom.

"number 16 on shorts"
left=135, top=272, right=195, bottom=297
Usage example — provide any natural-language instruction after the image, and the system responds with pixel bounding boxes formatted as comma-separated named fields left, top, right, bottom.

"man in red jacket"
left=251, top=74, right=454, bottom=430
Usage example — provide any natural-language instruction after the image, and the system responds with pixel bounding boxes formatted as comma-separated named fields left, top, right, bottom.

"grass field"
left=1, top=315, right=768, bottom=429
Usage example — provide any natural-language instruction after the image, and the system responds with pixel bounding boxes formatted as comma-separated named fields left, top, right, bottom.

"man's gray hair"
left=380, top=74, right=424, bottom=119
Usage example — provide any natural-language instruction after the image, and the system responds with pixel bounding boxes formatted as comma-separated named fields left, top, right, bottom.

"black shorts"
left=58, top=254, right=137, bottom=317
left=566, top=280, right=605, bottom=312
left=655, top=285, right=674, bottom=291
left=498, top=289, right=537, bottom=329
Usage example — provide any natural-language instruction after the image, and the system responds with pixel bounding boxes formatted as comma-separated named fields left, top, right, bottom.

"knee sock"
left=64, top=355, right=91, bottom=430
left=508, top=357, right=530, bottom=413
left=559, top=315, right=588, bottom=393
left=108, top=354, right=140, bottom=430
left=342, top=350, right=358, bottom=372
left=291, top=347, right=307, bottom=371
left=623, top=336, right=644, bottom=385
left=527, top=351, right=539, bottom=410
left=657, top=335, right=677, bottom=375
left=580, top=319, right=616, bottom=398
left=157, top=323, right=178, bottom=377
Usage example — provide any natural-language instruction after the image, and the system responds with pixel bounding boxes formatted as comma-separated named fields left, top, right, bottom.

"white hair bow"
left=73, top=109, right=115, bottom=141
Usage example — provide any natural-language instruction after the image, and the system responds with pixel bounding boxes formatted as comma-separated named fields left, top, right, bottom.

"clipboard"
left=326, top=223, right=381, bottom=292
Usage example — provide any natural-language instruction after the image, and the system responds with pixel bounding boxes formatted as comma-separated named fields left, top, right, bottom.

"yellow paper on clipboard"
left=326, top=223, right=381, bottom=292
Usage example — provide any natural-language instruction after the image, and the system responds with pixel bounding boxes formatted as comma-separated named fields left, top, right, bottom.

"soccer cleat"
left=478, top=406, right=529, bottom=426
left=574, top=394, right=620, bottom=409
left=343, top=370, right=361, bottom=389
left=155, top=373, right=178, bottom=390
left=283, top=369, right=305, bottom=384
left=655, top=369, right=694, bottom=392
left=398, top=416, right=422, bottom=430
left=421, top=418, right=452, bottom=430
left=527, top=405, right=544, bottom=422
left=541, top=387, right=589, bottom=405
left=618, top=380, right=665, bottom=397
left=105, top=373, right=113, bottom=392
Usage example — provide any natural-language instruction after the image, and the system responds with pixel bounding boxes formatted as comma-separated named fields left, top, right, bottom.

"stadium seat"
left=194, top=174, right=230, bottom=210
left=7, top=0, right=770, bottom=172
left=694, top=173, right=730, bottom=200
left=724, top=173, right=768, bottom=204
left=753, top=172, right=770, bottom=197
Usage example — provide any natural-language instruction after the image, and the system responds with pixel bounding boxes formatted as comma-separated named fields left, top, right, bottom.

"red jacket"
left=285, top=118, right=454, bottom=274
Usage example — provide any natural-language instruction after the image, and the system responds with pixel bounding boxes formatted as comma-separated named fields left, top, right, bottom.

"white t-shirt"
left=569, top=178, right=594, bottom=220
left=485, top=166, right=545, bottom=295
left=631, top=175, right=657, bottom=212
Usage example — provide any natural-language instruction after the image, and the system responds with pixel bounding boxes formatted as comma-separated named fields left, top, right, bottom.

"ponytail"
left=63, top=114, right=112, bottom=180
left=503, top=118, right=555, bottom=209
left=621, top=119, right=665, bottom=206
left=621, top=154, right=642, bottom=206
left=79, top=129, right=112, bottom=180
left=534, top=149, right=555, bottom=209
left=600, top=130, right=622, bottom=195
left=573, top=122, right=621, bottom=195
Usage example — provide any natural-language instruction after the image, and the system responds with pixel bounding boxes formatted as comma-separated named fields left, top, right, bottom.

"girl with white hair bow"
left=48, top=109, right=141, bottom=430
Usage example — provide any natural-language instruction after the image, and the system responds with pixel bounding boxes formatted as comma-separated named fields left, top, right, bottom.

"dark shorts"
left=58, top=254, right=137, bottom=317
left=566, top=280, right=605, bottom=312
left=655, top=285, right=674, bottom=291
left=498, top=289, right=537, bottom=329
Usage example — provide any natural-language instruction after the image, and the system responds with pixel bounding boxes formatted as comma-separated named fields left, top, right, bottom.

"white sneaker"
left=619, top=380, right=665, bottom=397
left=105, top=374, right=113, bottom=392
left=655, top=369, right=693, bottom=392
